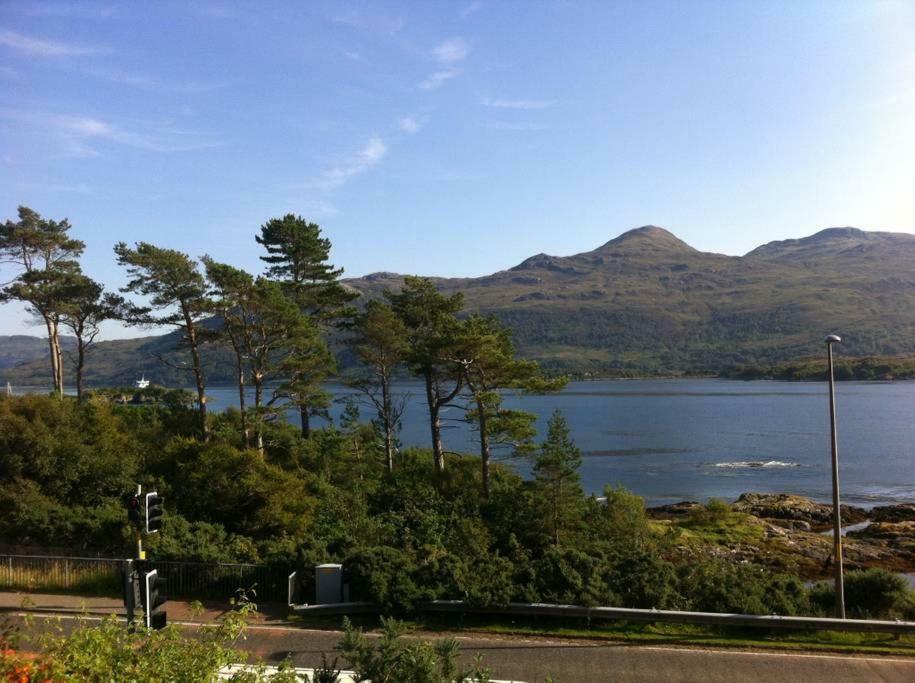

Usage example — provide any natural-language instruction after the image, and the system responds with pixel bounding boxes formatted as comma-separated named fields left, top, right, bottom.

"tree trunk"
left=425, top=373, right=445, bottom=473
left=54, top=327, right=64, bottom=399
left=299, top=403, right=310, bottom=439
left=183, top=310, right=209, bottom=440
left=381, top=369, right=394, bottom=472
left=44, top=318, right=61, bottom=398
left=75, top=338, right=85, bottom=403
left=236, top=351, right=249, bottom=447
left=254, top=374, right=265, bottom=454
left=476, top=394, right=491, bottom=498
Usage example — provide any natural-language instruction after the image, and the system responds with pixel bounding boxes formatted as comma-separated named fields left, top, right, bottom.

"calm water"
left=16, top=379, right=915, bottom=507
left=204, top=379, right=915, bottom=507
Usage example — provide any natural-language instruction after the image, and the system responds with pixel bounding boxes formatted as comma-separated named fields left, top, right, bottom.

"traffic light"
left=140, top=569, right=167, bottom=630
left=144, top=492, right=164, bottom=534
left=126, top=493, right=141, bottom=528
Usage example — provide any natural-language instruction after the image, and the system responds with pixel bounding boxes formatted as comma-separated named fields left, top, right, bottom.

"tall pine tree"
left=533, top=410, right=584, bottom=546
left=256, top=214, right=355, bottom=437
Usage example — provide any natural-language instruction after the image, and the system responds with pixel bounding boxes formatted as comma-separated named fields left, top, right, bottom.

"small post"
left=825, top=334, right=845, bottom=619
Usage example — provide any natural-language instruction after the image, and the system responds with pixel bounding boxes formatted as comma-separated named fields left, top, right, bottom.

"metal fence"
left=0, top=554, right=290, bottom=603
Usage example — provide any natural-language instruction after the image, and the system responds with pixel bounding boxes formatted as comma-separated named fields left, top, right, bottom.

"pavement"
left=4, top=592, right=915, bottom=682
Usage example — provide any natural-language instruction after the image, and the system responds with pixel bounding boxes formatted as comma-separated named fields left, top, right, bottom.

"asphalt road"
left=10, top=613, right=915, bottom=682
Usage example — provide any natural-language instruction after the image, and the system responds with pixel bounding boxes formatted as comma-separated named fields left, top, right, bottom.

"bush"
left=810, top=568, right=912, bottom=619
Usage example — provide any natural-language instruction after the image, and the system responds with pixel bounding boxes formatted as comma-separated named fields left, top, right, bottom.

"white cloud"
left=306, top=136, right=388, bottom=191
left=483, top=97, right=555, bottom=110
left=0, top=108, right=221, bottom=156
left=433, top=37, right=469, bottom=64
left=0, top=28, right=109, bottom=56
left=332, top=11, right=404, bottom=35
left=418, top=68, right=459, bottom=90
left=486, top=121, right=549, bottom=131
left=460, top=1, right=483, bottom=18
left=20, top=3, right=117, bottom=18
left=399, top=117, right=421, bottom=134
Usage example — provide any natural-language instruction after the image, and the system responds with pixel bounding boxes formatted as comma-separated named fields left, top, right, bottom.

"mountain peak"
left=595, top=225, right=696, bottom=253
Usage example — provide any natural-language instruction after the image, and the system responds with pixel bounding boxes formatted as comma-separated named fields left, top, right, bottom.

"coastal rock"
left=646, top=501, right=703, bottom=519
left=731, top=493, right=867, bottom=531
left=848, top=521, right=915, bottom=543
left=871, top=504, right=915, bottom=523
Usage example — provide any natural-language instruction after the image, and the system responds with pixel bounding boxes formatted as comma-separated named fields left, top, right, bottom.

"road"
left=7, top=611, right=915, bottom=682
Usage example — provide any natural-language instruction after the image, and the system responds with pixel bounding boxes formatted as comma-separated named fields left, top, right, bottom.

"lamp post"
left=825, top=334, right=845, bottom=619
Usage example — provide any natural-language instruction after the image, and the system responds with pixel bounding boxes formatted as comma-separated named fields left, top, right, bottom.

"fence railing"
left=0, top=554, right=290, bottom=603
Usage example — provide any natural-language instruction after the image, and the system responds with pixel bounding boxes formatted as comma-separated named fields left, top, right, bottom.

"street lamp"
left=825, top=334, right=845, bottom=619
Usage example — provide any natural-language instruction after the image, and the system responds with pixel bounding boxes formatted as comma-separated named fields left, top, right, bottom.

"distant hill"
left=4, top=225, right=915, bottom=385
left=344, top=225, right=915, bottom=374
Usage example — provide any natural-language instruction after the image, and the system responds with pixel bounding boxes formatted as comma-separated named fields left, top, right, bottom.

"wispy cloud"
left=399, top=117, right=422, bottom=134
left=460, top=1, right=483, bottom=18
left=433, top=37, right=469, bottom=64
left=52, top=114, right=219, bottom=152
left=85, top=66, right=227, bottom=93
left=0, top=108, right=221, bottom=156
left=0, top=28, right=109, bottom=56
left=418, top=37, right=469, bottom=90
left=332, top=11, right=404, bottom=35
left=486, top=121, right=549, bottom=131
left=0, top=65, right=18, bottom=79
left=303, top=136, right=388, bottom=191
left=418, top=69, right=459, bottom=90
left=483, top=97, right=556, bottom=110
left=19, top=3, right=117, bottom=18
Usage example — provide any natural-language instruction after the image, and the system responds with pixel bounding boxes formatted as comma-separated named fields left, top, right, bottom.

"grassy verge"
left=288, top=612, right=915, bottom=656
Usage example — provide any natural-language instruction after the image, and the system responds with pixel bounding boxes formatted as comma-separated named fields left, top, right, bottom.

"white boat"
left=135, top=374, right=150, bottom=389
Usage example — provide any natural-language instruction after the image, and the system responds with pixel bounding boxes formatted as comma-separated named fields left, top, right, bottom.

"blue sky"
left=1, top=0, right=914, bottom=338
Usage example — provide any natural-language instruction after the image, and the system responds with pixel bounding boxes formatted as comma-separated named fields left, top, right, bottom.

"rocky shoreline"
left=647, top=493, right=915, bottom=578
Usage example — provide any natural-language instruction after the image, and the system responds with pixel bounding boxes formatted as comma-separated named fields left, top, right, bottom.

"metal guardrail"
left=425, top=600, right=915, bottom=635
left=0, top=554, right=290, bottom=603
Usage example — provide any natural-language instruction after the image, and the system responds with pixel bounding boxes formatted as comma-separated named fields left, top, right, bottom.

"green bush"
left=810, top=568, right=912, bottom=619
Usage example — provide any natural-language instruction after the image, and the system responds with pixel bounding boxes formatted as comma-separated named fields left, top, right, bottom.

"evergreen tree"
left=348, top=300, right=409, bottom=471
left=114, top=242, right=213, bottom=439
left=58, top=274, right=123, bottom=402
left=255, top=214, right=356, bottom=437
left=0, top=206, right=85, bottom=398
left=454, top=314, right=565, bottom=498
left=204, top=257, right=331, bottom=451
left=385, top=277, right=464, bottom=474
left=533, top=410, right=584, bottom=546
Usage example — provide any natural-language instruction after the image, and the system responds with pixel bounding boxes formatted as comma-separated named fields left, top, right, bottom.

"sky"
left=1, top=0, right=914, bottom=338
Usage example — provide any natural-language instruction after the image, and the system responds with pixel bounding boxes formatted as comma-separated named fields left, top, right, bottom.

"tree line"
left=1, top=206, right=565, bottom=499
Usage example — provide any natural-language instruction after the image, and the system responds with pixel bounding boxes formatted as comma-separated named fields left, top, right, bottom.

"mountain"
left=343, top=225, right=915, bottom=374
left=4, top=225, right=915, bottom=384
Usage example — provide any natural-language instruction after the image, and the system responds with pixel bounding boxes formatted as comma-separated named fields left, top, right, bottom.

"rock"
left=871, top=504, right=915, bottom=523
left=761, top=517, right=811, bottom=532
left=646, top=501, right=703, bottom=519
left=848, top=521, right=915, bottom=542
left=731, top=493, right=867, bottom=531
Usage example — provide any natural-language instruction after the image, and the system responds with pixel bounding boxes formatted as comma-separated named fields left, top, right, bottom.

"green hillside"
left=4, top=225, right=915, bottom=385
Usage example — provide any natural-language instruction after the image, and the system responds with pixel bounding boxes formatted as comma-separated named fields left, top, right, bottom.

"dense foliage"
left=6, top=392, right=908, bottom=620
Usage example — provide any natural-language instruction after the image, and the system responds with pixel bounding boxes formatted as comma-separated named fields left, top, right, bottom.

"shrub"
left=810, top=568, right=911, bottom=619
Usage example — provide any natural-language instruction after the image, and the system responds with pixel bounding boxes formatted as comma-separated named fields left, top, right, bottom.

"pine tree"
left=349, top=300, right=409, bottom=471
left=255, top=214, right=356, bottom=437
left=385, top=277, right=464, bottom=474
left=533, top=410, right=584, bottom=545
left=0, top=206, right=85, bottom=398
left=453, top=314, right=565, bottom=498
left=114, top=242, right=212, bottom=439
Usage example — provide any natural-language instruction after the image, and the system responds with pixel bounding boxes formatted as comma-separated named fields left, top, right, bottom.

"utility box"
left=314, top=563, right=343, bottom=604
